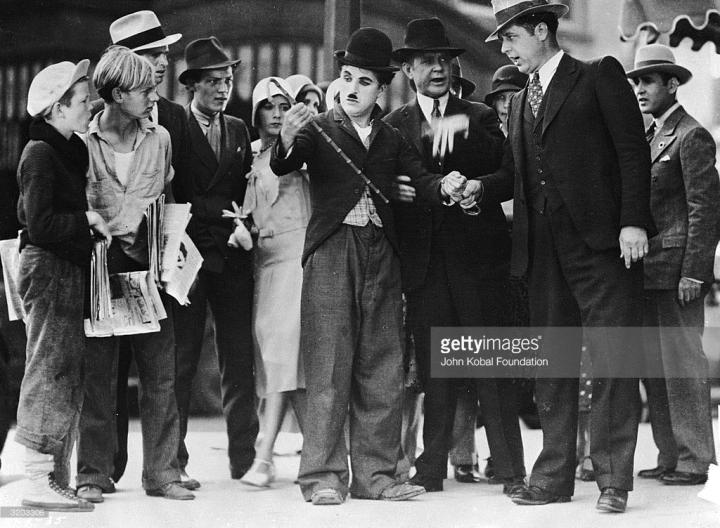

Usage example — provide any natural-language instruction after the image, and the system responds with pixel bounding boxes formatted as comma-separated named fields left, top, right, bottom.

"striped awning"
left=619, top=0, right=720, bottom=52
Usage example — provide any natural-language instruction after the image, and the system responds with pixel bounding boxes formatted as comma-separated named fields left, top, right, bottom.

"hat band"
left=633, top=58, right=677, bottom=69
left=340, top=51, right=389, bottom=69
left=116, top=26, right=167, bottom=50
left=495, top=0, right=547, bottom=27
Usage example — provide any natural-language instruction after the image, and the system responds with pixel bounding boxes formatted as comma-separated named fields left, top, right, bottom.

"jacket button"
left=354, top=188, right=360, bottom=195
left=540, top=180, right=546, bottom=185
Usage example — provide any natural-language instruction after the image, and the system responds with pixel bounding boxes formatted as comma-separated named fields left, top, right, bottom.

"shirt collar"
left=534, top=50, right=564, bottom=94
left=653, top=102, right=681, bottom=131
left=191, top=100, right=220, bottom=128
left=87, top=111, right=155, bottom=143
left=416, top=91, right=449, bottom=123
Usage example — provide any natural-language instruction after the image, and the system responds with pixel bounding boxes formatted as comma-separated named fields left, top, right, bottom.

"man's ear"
left=535, top=21, right=549, bottom=41
left=111, top=87, right=124, bottom=104
left=667, top=77, right=679, bottom=95
left=401, top=61, right=414, bottom=81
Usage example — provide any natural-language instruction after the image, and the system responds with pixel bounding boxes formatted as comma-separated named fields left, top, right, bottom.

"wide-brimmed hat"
left=485, top=0, right=569, bottom=42
left=109, top=10, right=181, bottom=52
left=179, top=37, right=241, bottom=85
left=335, top=27, right=399, bottom=73
left=451, top=59, right=476, bottom=98
left=393, top=18, right=465, bottom=62
left=484, top=64, right=528, bottom=104
left=251, top=77, right=292, bottom=127
left=27, top=59, right=90, bottom=117
left=626, top=44, right=692, bottom=85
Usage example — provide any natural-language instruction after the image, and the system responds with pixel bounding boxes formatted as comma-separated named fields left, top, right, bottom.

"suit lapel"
left=187, top=106, right=218, bottom=175
left=510, top=89, right=527, bottom=177
left=207, top=114, right=237, bottom=190
left=651, top=107, right=684, bottom=163
left=541, top=54, right=579, bottom=137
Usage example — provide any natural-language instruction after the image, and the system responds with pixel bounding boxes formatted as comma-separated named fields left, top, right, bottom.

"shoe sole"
left=77, top=494, right=104, bottom=503
left=311, top=491, right=344, bottom=505
left=596, top=502, right=626, bottom=513
left=380, top=488, right=426, bottom=501
left=240, top=477, right=272, bottom=488
left=22, top=500, right=94, bottom=512
left=145, top=491, right=195, bottom=500
left=512, top=496, right=571, bottom=505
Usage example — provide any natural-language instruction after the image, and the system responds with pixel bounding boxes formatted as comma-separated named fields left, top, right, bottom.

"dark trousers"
left=643, top=289, right=716, bottom=473
left=527, top=206, right=642, bottom=495
left=408, top=250, right=525, bottom=481
left=173, top=265, right=257, bottom=477
left=111, top=340, right=133, bottom=482
left=298, top=223, right=404, bottom=500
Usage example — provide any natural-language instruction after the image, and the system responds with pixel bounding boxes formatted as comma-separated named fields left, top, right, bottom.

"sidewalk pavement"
left=0, top=418, right=718, bottom=528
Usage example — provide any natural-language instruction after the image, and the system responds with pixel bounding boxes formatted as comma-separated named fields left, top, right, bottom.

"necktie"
left=645, top=122, right=656, bottom=144
left=528, top=71, right=543, bottom=117
left=431, top=98, right=441, bottom=126
left=206, top=114, right=221, bottom=161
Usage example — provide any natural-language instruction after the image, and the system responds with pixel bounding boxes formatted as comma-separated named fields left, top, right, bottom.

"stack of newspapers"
left=84, top=195, right=203, bottom=337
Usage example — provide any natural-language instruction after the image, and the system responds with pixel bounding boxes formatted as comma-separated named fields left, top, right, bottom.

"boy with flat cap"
left=272, top=26, right=467, bottom=505
left=628, top=44, right=720, bottom=487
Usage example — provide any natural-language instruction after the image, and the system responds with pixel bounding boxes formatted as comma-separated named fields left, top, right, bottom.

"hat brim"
left=483, top=83, right=525, bottom=105
left=392, top=47, right=465, bottom=63
left=178, top=59, right=242, bottom=84
left=334, top=50, right=399, bottom=73
left=455, top=76, right=476, bottom=98
left=626, top=64, right=692, bottom=85
left=130, top=33, right=182, bottom=52
left=485, top=4, right=569, bottom=42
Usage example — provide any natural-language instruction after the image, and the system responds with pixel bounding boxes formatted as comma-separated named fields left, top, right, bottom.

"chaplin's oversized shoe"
left=22, top=474, right=94, bottom=512
left=511, top=485, right=571, bottom=505
left=454, top=464, right=481, bottom=483
left=146, top=482, right=195, bottom=500
left=240, top=459, right=275, bottom=488
left=76, top=484, right=104, bottom=503
left=408, top=473, right=443, bottom=492
left=179, top=470, right=201, bottom=490
left=311, top=488, right=344, bottom=505
left=596, top=487, right=628, bottom=513
left=379, top=482, right=426, bottom=501
left=637, top=465, right=674, bottom=479
left=660, top=471, right=708, bottom=486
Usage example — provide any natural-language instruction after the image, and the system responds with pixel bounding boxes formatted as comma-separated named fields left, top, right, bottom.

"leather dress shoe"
left=146, top=482, right=195, bottom=500
left=311, top=488, right=344, bottom=505
left=511, top=485, right=571, bottom=505
left=408, top=474, right=443, bottom=492
left=454, top=464, right=481, bottom=483
left=501, top=477, right=526, bottom=497
left=379, top=482, right=426, bottom=501
left=596, top=487, right=627, bottom=513
left=637, top=465, right=674, bottom=479
left=179, top=470, right=201, bottom=490
left=483, top=457, right=495, bottom=479
left=660, top=471, right=708, bottom=486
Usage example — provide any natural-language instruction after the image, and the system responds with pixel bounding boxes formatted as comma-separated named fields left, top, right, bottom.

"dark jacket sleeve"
left=468, top=103, right=505, bottom=179
left=270, top=122, right=317, bottom=176
left=679, top=126, right=720, bottom=280
left=594, top=56, right=653, bottom=231
left=395, top=132, right=444, bottom=206
left=19, top=142, right=90, bottom=246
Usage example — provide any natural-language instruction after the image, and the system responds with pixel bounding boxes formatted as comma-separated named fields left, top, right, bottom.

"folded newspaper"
left=0, top=237, right=24, bottom=322
left=85, top=196, right=203, bottom=336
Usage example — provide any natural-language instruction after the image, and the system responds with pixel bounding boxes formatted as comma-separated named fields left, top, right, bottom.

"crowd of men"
left=1, top=0, right=719, bottom=517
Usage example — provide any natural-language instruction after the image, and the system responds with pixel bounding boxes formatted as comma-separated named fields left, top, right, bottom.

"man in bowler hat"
left=172, top=36, right=258, bottom=483
left=384, top=17, right=525, bottom=494
left=271, top=26, right=468, bottom=505
left=474, top=0, right=654, bottom=512
left=628, top=44, right=720, bottom=487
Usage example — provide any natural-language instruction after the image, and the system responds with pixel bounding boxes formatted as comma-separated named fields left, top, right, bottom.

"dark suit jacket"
left=156, top=96, right=190, bottom=174
left=172, top=106, right=253, bottom=273
left=644, top=106, right=720, bottom=289
left=384, top=94, right=507, bottom=292
left=481, top=53, right=654, bottom=276
left=270, top=103, right=444, bottom=265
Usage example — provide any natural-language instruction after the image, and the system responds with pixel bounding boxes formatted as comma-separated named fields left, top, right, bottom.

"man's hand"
left=440, top=171, right=467, bottom=202
left=618, top=226, right=648, bottom=269
left=392, top=175, right=416, bottom=203
left=280, top=103, right=313, bottom=151
left=86, top=211, right=111, bottom=243
left=459, top=179, right=483, bottom=210
left=431, top=114, right=470, bottom=160
left=678, top=277, right=702, bottom=306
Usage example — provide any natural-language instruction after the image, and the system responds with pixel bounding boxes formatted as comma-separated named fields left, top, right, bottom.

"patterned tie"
left=431, top=98, right=441, bottom=126
left=528, top=71, right=543, bottom=117
left=645, top=122, right=656, bottom=144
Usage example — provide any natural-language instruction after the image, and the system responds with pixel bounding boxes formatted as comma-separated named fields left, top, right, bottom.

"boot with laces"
left=21, top=449, right=94, bottom=512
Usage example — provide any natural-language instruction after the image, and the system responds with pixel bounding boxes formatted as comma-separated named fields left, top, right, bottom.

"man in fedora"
left=628, top=44, right=720, bottom=487
left=173, top=36, right=258, bottom=483
left=104, top=9, right=194, bottom=489
left=271, top=26, right=465, bottom=505
left=384, top=17, right=525, bottom=495
left=474, top=0, right=654, bottom=512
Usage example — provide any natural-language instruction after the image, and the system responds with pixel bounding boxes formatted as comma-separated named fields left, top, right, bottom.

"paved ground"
left=1, top=418, right=719, bottom=528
